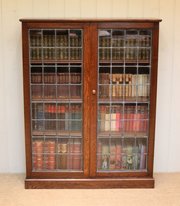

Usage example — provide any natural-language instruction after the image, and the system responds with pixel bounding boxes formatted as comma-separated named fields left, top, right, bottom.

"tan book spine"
left=128, top=74, right=132, bottom=97
left=119, top=74, right=123, bottom=97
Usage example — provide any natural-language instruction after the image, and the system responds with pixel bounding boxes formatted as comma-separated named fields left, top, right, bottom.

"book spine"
left=101, top=143, right=109, bottom=169
left=67, top=139, right=74, bottom=169
left=32, top=140, right=43, bottom=170
left=44, top=140, right=56, bottom=170
left=57, top=142, right=68, bottom=169
left=115, top=143, right=122, bottom=169
left=72, top=139, right=81, bottom=170
left=110, top=143, right=116, bottom=169
left=140, top=145, right=146, bottom=170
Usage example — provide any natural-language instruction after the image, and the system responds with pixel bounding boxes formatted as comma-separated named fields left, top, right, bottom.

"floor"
left=0, top=173, right=180, bottom=206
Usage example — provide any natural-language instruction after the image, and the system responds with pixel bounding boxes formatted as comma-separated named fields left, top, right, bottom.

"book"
left=140, top=144, right=146, bottom=170
left=57, top=141, right=68, bottom=169
left=72, top=139, right=81, bottom=170
left=44, top=140, right=56, bottom=170
left=109, top=143, right=116, bottom=169
left=104, top=112, right=110, bottom=132
left=115, top=143, right=122, bottom=169
left=32, top=140, right=43, bottom=170
left=67, top=139, right=74, bottom=169
left=101, top=142, right=109, bottom=169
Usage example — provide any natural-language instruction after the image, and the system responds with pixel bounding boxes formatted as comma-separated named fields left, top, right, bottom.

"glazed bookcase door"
left=97, top=29, right=152, bottom=174
left=28, top=27, right=87, bottom=176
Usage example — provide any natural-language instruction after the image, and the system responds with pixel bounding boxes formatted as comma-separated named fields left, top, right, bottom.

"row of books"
left=31, top=85, right=81, bottom=99
left=99, top=48, right=150, bottom=61
left=30, top=34, right=81, bottom=47
left=31, top=72, right=81, bottom=84
left=99, top=74, right=149, bottom=98
left=97, top=141, right=146, bottom=170
left=32, top=104, right=82, bottom=120
left=99, top=35, right=151, bottom=47
left=98, top=105, right=148, bottom=132
left=32, top=139, right=82, bottom=170
left=31, top=48, right=82, bottom=61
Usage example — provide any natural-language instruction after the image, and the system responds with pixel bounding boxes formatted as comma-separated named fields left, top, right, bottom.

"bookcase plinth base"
left=25, top=177, right=154, bottom=189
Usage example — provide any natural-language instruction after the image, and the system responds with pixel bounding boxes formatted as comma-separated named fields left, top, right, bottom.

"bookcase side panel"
left=22, top=22, right=33, bottom=178
left=148, top=23, right=160, bottom=176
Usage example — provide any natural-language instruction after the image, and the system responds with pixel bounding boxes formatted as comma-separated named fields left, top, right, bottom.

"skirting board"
left=25, top=178, right=154, bottom=189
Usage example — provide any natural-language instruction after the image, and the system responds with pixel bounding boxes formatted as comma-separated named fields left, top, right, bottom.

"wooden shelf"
left=32, top=130, right=82, bottom=136
left=31, top=97, right=82, bottom=102
left=30, top=60, right=82, bottom=64
left=98, top=131, right=148, bottom=138
left=99, top=60, right=150, bottom=64
left=98, top=97, right=149, bottom=103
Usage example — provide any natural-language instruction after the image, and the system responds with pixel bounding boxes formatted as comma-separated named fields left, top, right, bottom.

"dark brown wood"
left=29, top=171, right=85, bottom=179
left=83, top=24, right=92, bottom=177
left=21, top=19, right=161, bottom=188
left=22, top=22, right=32, bottom=178
left=20, top=19, right=162, bottom=23
left=89, top=23, right=98, bottom=177
left=148, top=22, right=160, bottom=176
left=25, top=177, right=154, bottom=189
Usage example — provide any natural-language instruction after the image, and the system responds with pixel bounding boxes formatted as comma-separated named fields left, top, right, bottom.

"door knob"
left=92, top=90, right=96, bottom=95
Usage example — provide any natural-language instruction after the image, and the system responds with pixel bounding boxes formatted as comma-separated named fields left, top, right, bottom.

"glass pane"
left=32, top=103, right=44, bottom=119
left=70, top=30, right=82, bottom=47
left=43, top=30, right=55, bottom=47
left=31, top=85, right=43, bottom=99
left=44, top=67, right=56, bottom=84
left=56, top=30, right=68, bottom=47
left=56, top=48, right=69, bottom=60
left=31, top=67, right=42, bottom=83
left=30, top=30, right=42, bottom=47
left=44, top=85, right=56, bottom=99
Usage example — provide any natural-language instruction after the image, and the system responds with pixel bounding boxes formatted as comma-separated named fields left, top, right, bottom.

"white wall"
left=0, top=0, right=179, bottom=173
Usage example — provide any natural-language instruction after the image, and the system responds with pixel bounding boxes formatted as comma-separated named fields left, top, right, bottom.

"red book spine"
left=72, top=140, right=81, bottom=170
left=133, top=113, right=137, bottom=132
left=119, top=112, right=123, bottom=132
left=129, top=110, right=134, bottom=133
left=115, top=144, right=122, bottom=169
left=44, top=140, right=56, bottom=170
left=33, top=140, right=43, bottom=170
left=136, top=113, right=141, bottom=132
left=110, top=144, right=116, bottom=169
left=116, top=113, right=120, bottom=131
left=126, top=106, right=130, bottom=133
left=67, top=140, right=74, bottom=169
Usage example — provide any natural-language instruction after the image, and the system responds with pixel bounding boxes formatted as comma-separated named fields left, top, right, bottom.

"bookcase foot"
left=25, top=178, right=154, bottom=189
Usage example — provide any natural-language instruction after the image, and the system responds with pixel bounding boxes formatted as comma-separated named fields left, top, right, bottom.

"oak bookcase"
left=20, top=19, right=161, bottom=189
